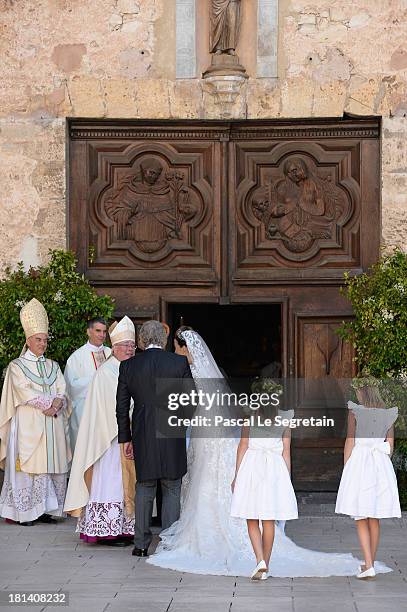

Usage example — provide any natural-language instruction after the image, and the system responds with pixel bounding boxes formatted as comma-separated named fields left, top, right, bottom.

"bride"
left=147, top=327, right=391, bottom=577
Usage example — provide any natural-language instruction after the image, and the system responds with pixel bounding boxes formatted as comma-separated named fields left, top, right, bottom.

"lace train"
left=148, top=331, right=392, bottom=577
left=147, top=436, right=392, bottom=577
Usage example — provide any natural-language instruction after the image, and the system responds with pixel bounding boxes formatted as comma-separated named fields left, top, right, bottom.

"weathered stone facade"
left=0, top=0, right=406, bottom=270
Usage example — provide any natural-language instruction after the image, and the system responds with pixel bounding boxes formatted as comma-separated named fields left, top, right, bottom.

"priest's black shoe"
left=36, top=514, right=57, bottom=524
left=20, top=521, right=34, bottom=526
left=132, top=547, right=148, bottom=557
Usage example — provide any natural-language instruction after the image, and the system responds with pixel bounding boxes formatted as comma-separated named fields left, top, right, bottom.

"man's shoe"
left=36, top=514, right=57, bottom=524
left=132, top=547, right=149, bottom=557
left=20, top=521, right=35, bottom=526
left=98, top=539, right=132, bottom=547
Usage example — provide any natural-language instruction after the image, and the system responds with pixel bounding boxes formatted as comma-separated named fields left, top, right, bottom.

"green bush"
left=338, top=249, right=407, bottom=377
left=338, top=248, right=407, bottom=508
left=0, top=250, right=115, bottom=371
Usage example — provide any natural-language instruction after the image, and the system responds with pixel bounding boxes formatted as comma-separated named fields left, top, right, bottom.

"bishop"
left=0, top=299, right=71, bottom=525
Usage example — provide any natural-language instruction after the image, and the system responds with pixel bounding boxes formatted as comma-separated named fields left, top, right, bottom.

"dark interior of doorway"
left=167, top=303, right=282, bottom=378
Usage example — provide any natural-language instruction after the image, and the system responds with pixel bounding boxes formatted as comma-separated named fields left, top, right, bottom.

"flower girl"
left=231, top=406, right=298, bottom=580
left=335, top=381, right=401, bottom=579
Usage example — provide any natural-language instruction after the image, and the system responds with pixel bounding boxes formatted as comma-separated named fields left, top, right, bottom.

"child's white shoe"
left=251, top=560, right=267, bottom=580
left=357, top=566, right=375, bottom=580
left=260, top=572, right=268, bottom=580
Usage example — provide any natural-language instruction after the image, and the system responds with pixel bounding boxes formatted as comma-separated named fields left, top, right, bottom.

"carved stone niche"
left=87, top=144, right=214, bottom=276
left=234, top=143, right=361, bottom=275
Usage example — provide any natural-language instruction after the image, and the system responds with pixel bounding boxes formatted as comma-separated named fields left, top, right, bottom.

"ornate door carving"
left=229, top=123, right=380, bottom=287
left=69, top=119, right=380, bottom=289
left=70, top=125, right=223, bottom=286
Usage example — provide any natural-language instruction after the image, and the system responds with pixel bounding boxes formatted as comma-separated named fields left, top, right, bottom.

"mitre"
left=20, top=298, right=49, bottom=340
left=109, top=316, right=135, bottom=345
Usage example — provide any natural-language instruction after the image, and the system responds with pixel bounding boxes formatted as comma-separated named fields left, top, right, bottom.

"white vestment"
left=64, top=342, right=111, bottom=451
left=64, top=356, right=135, bottom=539
left=0, top=350, right=71, bottom=522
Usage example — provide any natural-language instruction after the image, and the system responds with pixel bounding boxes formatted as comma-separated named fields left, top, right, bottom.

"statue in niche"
left=210, top=0, right=242, bottom=56
left=105, top=157, right=196, bottom=254
left=251, top=157, right=346, bottom=253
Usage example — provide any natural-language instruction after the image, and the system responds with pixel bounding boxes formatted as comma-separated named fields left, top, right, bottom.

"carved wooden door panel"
left=228, top=121, right=380, bottom=289
left=291, top=315, right=356, bottom=491
left=69, top=123, right=225, bottom=290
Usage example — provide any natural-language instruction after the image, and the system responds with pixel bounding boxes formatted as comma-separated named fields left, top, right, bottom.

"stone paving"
left=0, top=509, right=406, bottom=612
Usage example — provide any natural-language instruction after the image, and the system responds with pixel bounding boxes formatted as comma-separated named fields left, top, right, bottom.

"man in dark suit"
left=116, top=320, right=193, bottom=557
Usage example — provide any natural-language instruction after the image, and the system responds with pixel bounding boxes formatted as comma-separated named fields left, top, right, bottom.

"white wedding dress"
left=147, top=331, right=392, bottom=577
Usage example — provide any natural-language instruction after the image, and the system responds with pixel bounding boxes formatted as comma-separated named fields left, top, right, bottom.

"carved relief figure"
left=210, top=0, right=242, bottom=55
left=105, top=158, right=196, bottom=253
left=251, top=157, right=345, bottom=253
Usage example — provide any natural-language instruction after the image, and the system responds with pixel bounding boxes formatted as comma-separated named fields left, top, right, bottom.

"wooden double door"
left=68, top=118, right=381, bottom=490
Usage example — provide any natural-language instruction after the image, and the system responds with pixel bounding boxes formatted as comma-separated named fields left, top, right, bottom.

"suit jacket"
left=116, top=348, right=193, bottom=481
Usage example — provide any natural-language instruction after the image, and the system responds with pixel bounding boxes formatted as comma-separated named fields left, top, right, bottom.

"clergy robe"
left=64, top=342, right=111, bottom=451
left=64, top=356, right=135, bottom=541
left=0, top=351, right=71, bottom=522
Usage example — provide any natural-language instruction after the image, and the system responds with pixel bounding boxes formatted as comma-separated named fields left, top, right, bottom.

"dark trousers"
left=134, top=478, right=182, bottom=550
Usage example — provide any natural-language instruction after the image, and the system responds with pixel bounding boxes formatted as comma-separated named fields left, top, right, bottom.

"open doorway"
left=167, top=303, right=282, bottom=378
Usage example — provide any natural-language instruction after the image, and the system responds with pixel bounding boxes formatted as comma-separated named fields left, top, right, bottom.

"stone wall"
left=0, top=0, right=406, bottom=270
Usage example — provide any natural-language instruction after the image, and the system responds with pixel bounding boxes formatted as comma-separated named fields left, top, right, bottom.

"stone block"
left=119, top=47, right=150, bottom=79
left=109, top=13, right=123, bottom=31
left=298, top=24, right=317, bottom=35
left=51, top=44, right=87, bottom=73
left=349, top=12, right=371, bottom=29
left=280, top=78, right=314, bottom=118
left=313, top=82, right=347, bottom=116
left=390, top=47, right=407, bottom=71
left=117, top=0, right=140, bottom=14
left=298, top=14, right=317, bottom=25
left=247, top=79, right=281, bottom=119
left=68, top=76, right=105, bottom=117
left=345, top=77, right=381, bottom=115
left=313, top=48, right=352, bottom=84
left=330, top=8, right=349, bottom=22
left=169, top=80, right=202, bottom=119
left=134, top=79, right=171, bottom=118
left=121, top=20, right=142, bottom=34
left=103, top=78, right=137, bottom=118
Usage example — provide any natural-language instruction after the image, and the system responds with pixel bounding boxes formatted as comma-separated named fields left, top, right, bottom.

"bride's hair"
left=174, top=325, right=193, bottom=347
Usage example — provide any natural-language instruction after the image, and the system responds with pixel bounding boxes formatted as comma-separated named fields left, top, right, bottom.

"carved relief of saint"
left=210, top=0, right=241, bottom=55
left=105, top=158, right=196, bottom=253
left=251, top=157, right=345, bottom=253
